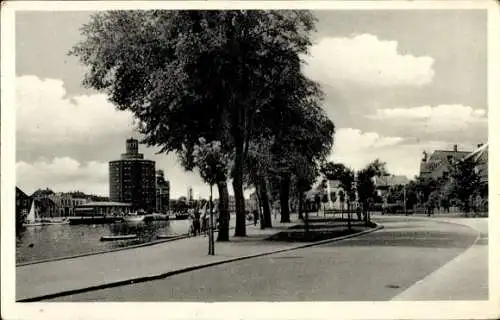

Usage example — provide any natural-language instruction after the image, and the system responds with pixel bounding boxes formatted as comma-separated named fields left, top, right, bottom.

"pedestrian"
left=193, top=207, right=201, bottom=236
left=253, top=210, right=259, bottom=226
left=202, top=212, right=209, bottom=236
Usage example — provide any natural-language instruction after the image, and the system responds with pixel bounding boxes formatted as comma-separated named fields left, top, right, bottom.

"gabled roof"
left=374, top=175, right=410, bottom=187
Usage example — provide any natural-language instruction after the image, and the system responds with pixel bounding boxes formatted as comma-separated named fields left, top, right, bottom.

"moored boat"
left=69, top=216, right=121, bottom=225
left=157, top=234, right=180, bottom=240
left=100, top=234, right=138, bottom=241
left=41, top=217, right=70, bottom=225
left=123, top=215, right=146, bottom=223
left=143, top=213, right=169, bottom=222
left=23, top=202, right=43, bottom=227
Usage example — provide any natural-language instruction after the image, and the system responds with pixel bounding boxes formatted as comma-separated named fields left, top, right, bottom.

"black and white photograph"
left=1, top=1, right=499, bottom=319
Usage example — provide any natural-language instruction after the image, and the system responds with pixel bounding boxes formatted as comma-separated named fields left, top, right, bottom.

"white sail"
left=26, top=201, right=36, bottom=224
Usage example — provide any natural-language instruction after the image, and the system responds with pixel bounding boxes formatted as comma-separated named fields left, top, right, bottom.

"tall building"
left=155, top=170, right=170, bottom=213
left=109, top=138, right=156, bottom=212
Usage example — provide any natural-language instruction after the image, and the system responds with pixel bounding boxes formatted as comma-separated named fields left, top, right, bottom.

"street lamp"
left=208, top=184, right=215, bottom=256
left=403, top=183, right=407, bottom=216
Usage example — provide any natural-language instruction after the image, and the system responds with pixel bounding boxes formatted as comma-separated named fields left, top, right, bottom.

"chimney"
left=453, top=144, right=458, bottom=152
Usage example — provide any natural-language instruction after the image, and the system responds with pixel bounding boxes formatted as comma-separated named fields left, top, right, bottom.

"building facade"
left=155, top=170, right=170, bottom=213
left=16, top=187, right=32, bottom=217
left=419, top=144, right=470, bottom=180
left=74, top=201, right=132, bottom=216
left=109, top=138, right=156, bottom=212
left=49, top=193, right=90, bottom=217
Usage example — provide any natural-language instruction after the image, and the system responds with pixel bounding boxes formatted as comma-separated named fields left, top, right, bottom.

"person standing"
left=253, top=210, right=259, bottom=226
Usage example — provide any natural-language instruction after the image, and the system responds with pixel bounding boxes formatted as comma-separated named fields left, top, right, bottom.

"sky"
left=15, top=9, right=488, bottom=199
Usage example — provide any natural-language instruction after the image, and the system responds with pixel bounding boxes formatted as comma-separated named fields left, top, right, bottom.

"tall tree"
left=320, top=162, right=355, bottom=228
left=244, top=139, right=274, bottom=228
left=449, top=157, right=484, bottom=214
left=70, top=10, right=320, bottom=237
left=356, top=160, right=387, bottom=224
left=183, top=138, right=232, bottom=241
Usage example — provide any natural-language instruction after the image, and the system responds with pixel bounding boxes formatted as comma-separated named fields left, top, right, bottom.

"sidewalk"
left=17, top=214, right=305, bottom=301
left=392, top=216, right=489, bottom=300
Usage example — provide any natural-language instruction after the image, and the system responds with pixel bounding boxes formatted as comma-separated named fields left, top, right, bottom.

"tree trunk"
left=259, top=176, right=272, bottom=228
left=231, top=125, right=246, bottom=236
left=298, top=191, right=304, bottom=220
left=347, top=201, right=352, bottom=230
left=216, top=181, right=230, bottom=241
left=363, top=202, right=369, bottom=225
left=279, top=173, right=291, bottom=222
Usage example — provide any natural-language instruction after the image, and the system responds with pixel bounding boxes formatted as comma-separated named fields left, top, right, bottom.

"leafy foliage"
left=356, top=159, right=387, bottom=218
left=449, top=157, right=485, bottom=213
left=70, top=10, right=324, bottom=237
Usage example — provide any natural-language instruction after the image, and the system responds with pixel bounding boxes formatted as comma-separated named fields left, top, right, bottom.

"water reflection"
left=16, top=219, right=190, bottom=264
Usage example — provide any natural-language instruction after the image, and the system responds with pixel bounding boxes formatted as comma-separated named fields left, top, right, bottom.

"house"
left=16, top=187, right=33, bottom=218
left=419, top=144, right=470, bottom=180
left=373, top=175, right=410, bottom=199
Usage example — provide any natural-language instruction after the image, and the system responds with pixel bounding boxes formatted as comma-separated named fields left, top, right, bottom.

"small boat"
left=69, top=216, right=121, bottom=225
left=123, top=215, right=145, bottom=223
left=143, top=213, right=169, bottom=222
left=100, top=234, right=138, bottom=241
left=157, top=234, right=180, bottom=240
left=23, top=202, right=43, bottom=227
left=41, top=217, right=70, bottom=225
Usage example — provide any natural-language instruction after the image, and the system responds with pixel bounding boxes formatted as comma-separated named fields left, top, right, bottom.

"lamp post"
left=403, top=183, right=407, bottom=216
left=208, top=184, right=215, bottom=256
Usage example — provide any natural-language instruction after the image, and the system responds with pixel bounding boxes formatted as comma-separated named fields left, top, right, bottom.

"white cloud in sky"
left=370, top=104, right=487, bottom=132
left=16, top=75, right=135, bottom=145
left=16, top=157, right=109, bottom=195
left=330, top=128, right=404, bottom=171
left=303, top=34, right=435, bottom=88
left=328, top=128, right=478, bottom=179
left=15, top=75, right=256, bottom=199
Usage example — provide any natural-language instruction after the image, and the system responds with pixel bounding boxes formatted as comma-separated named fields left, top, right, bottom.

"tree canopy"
left=70, top=10, right=328, bottom=237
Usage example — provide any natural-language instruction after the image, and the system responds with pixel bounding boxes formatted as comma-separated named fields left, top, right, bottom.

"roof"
left=374, top=175, right=410, bottom=187
left=79, top=201, right=132, bottom=207
left=16, top=187, right=30, bottom=198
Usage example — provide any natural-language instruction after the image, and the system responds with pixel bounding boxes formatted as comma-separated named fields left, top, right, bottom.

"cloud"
left=330, top=128, right=403, bottom=170
left=328, top=128, right=479, bottom=179
left=15, top=153, right=253, bottom=199
left=16, top=75, right=135, bottom=153
left=370, top=104, right=487, bottom=133
left=303, top=34, right=435, bottom=88
left=16, top=157, right=109, bottom=196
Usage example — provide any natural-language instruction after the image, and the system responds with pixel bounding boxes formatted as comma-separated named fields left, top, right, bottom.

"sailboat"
left=23, top=201, right=43, bottom=227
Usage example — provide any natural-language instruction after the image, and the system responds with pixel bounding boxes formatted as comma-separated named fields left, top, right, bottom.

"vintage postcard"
left=1, top=1, right=499, bottom=319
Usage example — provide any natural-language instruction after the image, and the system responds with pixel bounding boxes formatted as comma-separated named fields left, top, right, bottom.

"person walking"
left=253, top=210, right=259, bottom=226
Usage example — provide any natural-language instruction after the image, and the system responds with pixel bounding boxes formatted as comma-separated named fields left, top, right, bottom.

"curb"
left=18, top=223, right=383, bottom=302
left=17, top=222, right=255, bottom=267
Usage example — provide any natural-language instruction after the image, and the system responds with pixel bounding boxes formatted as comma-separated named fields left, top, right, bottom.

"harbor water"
left=16, top=219, right=191, bottom=264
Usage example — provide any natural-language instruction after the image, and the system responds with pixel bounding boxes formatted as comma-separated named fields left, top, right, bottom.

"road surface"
left=48, top=215, right=486, bottom=301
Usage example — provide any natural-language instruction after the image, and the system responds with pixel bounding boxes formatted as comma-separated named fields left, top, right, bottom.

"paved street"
left=49, top=215, right=486, bottom=301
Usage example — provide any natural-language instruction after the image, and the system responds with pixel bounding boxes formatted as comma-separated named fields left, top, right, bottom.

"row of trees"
left=71, top=10, right=335, bottom=240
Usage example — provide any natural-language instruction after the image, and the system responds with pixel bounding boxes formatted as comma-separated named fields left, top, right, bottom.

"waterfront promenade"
left=17, top=214, right=308, bottom=301
left=17, top=213, right=488, bottom=302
